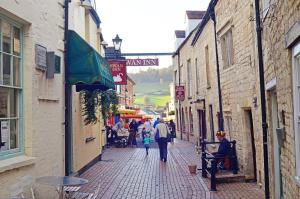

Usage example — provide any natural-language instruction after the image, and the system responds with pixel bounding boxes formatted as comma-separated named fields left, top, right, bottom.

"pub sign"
left=108, top=60, right=127, bottom=85
left=175, top=86, right=185, bottom=101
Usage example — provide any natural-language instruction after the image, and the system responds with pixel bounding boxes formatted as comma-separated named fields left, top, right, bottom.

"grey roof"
left=186, top=10, right=206, bottom=19
left=175, top=30, right=186, bottom=38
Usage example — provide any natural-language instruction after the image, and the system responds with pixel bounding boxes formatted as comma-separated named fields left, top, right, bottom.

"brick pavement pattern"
left=75, top=140, right=264, bottom=199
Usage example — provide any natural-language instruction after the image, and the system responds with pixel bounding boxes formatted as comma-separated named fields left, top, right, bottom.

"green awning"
left=67, top=30, right=115, bottom=90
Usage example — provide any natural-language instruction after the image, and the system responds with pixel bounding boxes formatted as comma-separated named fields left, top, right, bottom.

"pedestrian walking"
left=153, top=117, right=160, bottom=128
left=155, top=118, right=170, bottom=162
left=143, top=130, right=152, bottom=155
left=168, top=119, right=176, bottom=143
left=128, top=119, right=138, bottom=147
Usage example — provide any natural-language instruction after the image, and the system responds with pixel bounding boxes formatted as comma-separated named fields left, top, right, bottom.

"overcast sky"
left=97, top=0, right=210, bottom=73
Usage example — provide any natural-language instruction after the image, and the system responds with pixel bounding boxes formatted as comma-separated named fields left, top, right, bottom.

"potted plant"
left=188, top=164, right=197, bottom=174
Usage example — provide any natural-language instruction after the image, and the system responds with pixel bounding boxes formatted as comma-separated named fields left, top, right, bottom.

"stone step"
left=207, top=171, right=246, bottom=183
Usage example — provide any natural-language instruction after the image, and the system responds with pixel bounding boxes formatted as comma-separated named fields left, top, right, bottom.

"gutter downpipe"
left=64, top=0, right=72, bottom=176
left=177, top=52, right=183, bottom=140
left=254, top=0, right=270, bottom=198
left=210, top=5, right=224, bottom=131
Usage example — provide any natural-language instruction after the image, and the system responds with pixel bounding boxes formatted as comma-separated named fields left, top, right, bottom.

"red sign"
left=126, top=58, right=159, bottom=66
left=109, top=60, right=127, bottom=85
left=175, top=86, right=185, bottom=101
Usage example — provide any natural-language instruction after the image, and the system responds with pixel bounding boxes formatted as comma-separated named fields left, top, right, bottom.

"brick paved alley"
left=75, top=140, right=264, bottom=199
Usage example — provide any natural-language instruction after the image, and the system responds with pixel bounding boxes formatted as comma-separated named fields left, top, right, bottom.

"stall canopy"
left=67, top=30, right=115, bottom=90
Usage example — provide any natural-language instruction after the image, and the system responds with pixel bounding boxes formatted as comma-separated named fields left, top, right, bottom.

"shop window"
left=0, top=18, right=22, bottom=156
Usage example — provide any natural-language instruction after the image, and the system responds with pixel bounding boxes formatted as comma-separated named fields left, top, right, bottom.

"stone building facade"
left=174, top=0, right=266, bottom=188
left=68, top=0, right=107, bottom=175
left=0, top=1, right=65, bottom=198
left=262, top=0, right=300, bottom=198
left=213, top=0, right=263, bottom=182
left=117, top=75, right=135, bottom=109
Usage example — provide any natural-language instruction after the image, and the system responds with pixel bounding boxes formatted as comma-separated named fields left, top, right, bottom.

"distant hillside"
left=129, top=67, right=173, bottom=108
left=129, top=66, right=173, bottom=84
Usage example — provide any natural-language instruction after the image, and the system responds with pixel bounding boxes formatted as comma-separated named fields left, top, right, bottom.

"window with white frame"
left=292, top=41, right=300, bottom=184
left=187, top=59, right=192, bottom=98
left=262, top=0, right=270, bottom=18
left=205, top=45, right=211, bottom=88
left=195, top=58, right=199, bottom=93
left=221, top=29, right=234, bottom=69
left=0, top=18, right=22, bottom=155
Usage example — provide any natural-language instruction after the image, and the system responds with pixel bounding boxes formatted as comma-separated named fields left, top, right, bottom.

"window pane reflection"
left=0, top=88, right=8, bottom=118
left=10, top=89, right=17, bottom=117
left=13, top=27, right=21, bottom=56
left=10, top=119, right=18, bottom=149
left=3, top=54, right=11, bottom=85
left=13, top=57, right=20, bottom=86
left=2, top=21, right=11, bottom=53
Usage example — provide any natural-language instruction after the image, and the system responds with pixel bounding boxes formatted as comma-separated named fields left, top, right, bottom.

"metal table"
left=36, top=176, right=88, bottom=199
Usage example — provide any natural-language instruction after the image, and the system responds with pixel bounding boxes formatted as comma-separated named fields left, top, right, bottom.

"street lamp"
left=112, top=34, right=122, bottom=51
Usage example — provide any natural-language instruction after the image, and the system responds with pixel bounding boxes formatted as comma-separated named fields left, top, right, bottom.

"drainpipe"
left=177, top=52, right=183, bottom=140
left=254, top=0, right=270, bottom=198
left=209, top=6, right=224, bottom=131
left=64, top=0, right=72, bottom=176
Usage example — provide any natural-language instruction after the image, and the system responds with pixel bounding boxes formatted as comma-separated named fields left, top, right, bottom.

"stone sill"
left=0, top=156, right=36, bottom=174
left=295, top=176, right=300, bottom=187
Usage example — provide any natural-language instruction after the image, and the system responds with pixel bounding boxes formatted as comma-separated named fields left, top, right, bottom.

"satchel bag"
left=165, top=124, right=172, bottom=142
left=155, top=129, right=160, bottom=142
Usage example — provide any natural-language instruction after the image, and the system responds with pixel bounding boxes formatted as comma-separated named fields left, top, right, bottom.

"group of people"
left=106, top=117, right=177, bottom=161
left=107, top=117, right=233, bottom=170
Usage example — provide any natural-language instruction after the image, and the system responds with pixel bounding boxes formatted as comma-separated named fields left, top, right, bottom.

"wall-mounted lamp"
left=80, top=0, right=93, bottom=10
left=100, top=41, right=108, bottom=48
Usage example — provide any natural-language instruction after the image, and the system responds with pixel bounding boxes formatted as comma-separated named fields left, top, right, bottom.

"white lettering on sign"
left=126, top=58, right=159, bottom=66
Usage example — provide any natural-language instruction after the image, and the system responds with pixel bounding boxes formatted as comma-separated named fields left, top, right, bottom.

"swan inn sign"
left=126, top=58, right=159, bottom=66
left=108, top=60, right=127, bottom=85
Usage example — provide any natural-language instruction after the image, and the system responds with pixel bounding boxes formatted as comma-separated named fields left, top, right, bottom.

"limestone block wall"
left=263, top=0, right=300, bottom=198
left=192, top=20, right=219, bottom=143
left=0, top=0, right=65, bottom=198
left=214, top=0, right=263, bottom=181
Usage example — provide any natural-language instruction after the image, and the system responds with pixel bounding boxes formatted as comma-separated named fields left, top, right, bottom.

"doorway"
left=244, top=110, right=257, bottom=181
left=209, top=105, right=215, bottom=141
left=197, top=109, right=206, bottom=142
left=270, top=90, right=283, bottom=199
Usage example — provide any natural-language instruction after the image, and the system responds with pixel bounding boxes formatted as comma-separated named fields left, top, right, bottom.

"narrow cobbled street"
left=74, top=140, right=264, bottom=199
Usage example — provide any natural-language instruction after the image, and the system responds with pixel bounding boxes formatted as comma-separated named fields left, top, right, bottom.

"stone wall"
left=0, top=0, right=65, bottom=198
left=263, top=0, right=300, bottom=198
left=174, top=0, right=265, bottom=185
left=214, top=0, right=263, bottom=181
left=69, top=0, right=104, bottom=173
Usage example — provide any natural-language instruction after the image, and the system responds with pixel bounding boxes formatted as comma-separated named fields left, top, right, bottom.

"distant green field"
left=135, top=95, right=170, bottom=107
left=134, top=82, right=170, bottom=96
left=133, top=82, right=171, bottom=107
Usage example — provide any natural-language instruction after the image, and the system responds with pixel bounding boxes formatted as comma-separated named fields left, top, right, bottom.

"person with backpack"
left=155, top=119, right=171, bottom=162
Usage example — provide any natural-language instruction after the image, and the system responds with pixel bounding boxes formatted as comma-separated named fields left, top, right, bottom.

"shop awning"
left=67, top=30, right=115, bottom=90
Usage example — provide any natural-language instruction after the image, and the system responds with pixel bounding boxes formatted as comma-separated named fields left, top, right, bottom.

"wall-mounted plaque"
left=35, top=44, right=47, bottom=70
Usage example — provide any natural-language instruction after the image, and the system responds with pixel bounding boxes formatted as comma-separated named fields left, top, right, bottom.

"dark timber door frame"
left=198, top=109, right=206, bottom=142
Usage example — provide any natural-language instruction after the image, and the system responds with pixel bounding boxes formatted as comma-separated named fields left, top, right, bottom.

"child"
left=144, top=132, right=152, bottom=155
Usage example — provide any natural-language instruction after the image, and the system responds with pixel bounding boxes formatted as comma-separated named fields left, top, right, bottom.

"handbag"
left=166, top=124, right=172, bottom=142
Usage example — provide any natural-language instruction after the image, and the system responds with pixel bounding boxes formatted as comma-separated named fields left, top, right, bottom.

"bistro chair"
left=9, top=176, right=36, bottom=199
left=69, top=183, right=101, bottom=199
